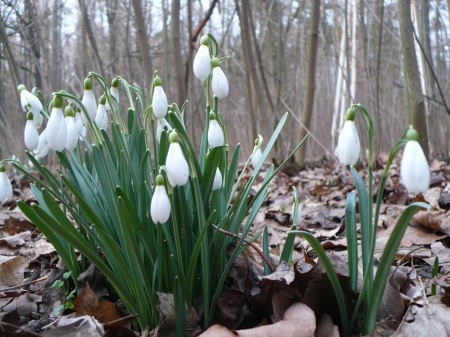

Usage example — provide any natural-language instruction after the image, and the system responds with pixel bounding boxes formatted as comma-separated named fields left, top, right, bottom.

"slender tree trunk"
left=24, top=0, right=44, bottom=90
left=52, top=0, right=62, bottom=90
left=295, top=0, right=321, bottom=165
left=170, top=0, right=187, bottom=106
left=398, top=0, right=429, bottom=159
left=106, top=0, right=119, bottom=77
left=0, top=16, right=21, bottom=104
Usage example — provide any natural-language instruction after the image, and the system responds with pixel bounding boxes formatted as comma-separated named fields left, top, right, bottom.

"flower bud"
left=24, top=112, right=39, bottom=150
left=65, top=106, right=78, bottom=151
left=95, top=95, right=108, bottom=130
left=106, top=77, right=120, bottom=111
left=212, top=168, right=222, bottom=191
left=0, top=164, right=13, bottom=202
left=337, top=109, right=360, bottom=166
left=193, top=35, right=212, bottom=81
left=166, top=131, right=189, bottom=186
left=207, top=112, right=224, bottom=147
left=46, top=95, right=67, bottom=152
left=152, top=76, right=168, bottom=118
left=252, top=141, right=263, bottom=169
left=81, top=78, right=97, bottom=123
left=211, top=58, right=229, bottom=99
left=291, top=203, right=302, bottom=226
left=151, top=175, right=171, bottom=224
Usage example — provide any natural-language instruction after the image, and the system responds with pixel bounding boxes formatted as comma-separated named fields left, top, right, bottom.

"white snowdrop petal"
left=400, top=140, right=430, bottom=194
left=151, top=185, right=171, bottom=224
left=291, top=203, right=302, bottom=226
left=166, top=143, right=189, bottom=186
left=252, top=148, right=263, bottom=169
left=82, top=89, right=97, bottom=122
left=208, top=120, right=224, bottom=147
left=212, top=168, right=222, bottom=191
left=156, top=118, right=172, bottom=143
left=153, top=86, right=168, bottom=119
left=193, top=45, right=212, bottom=81
left=95, top=104, right=108, bottom=130
left=0, top=172, right=12, bottom=202
left=65, top=117, right=79, bottom=150
left=33, top=112, right=43, bottom=129
left=24, top=120, right=39, bottom=150
left=46, top=107, right=67, bottom=151
left=337, top=121, right=360, bottom=166
left=34, top=129, right=49, bottom=158
left=21, top=90, right=43, bottom=114
left=211, top=67, right=229, bottom=99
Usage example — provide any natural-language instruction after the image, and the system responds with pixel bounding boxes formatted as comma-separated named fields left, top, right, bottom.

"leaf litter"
left=1, top=157, right=450, bottom=336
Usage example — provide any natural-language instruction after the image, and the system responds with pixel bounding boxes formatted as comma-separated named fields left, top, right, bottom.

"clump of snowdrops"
left=1, top=33, right=306, bottom=333
left=290, top=104, right=430, bottom=335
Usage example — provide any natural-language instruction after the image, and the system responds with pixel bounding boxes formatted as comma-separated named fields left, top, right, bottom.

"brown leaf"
left=315, top=314, right=339, bottom=337
left=0, top=231, right=32, bottom=248
left=412, top=210, right=450, bottom=235
left=43, top=315, right=105, bottom=337
left=0, top=256, right=29, bottom=289
left=438, top=192, right=450, bottom=210
left=74, top=284, right=120, bottom=324
left=215, top=289, right=247, bottom=329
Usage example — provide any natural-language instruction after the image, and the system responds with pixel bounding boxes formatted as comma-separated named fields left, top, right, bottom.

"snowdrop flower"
left=75, top=108, right=86, bottom=140
left=18, top=84, right=43, bottom=115
left=292, top=203, right=302, bottom=226
left=211, top=57, right=229, bottom=99
left=337, top=107, right=360, bottom=166
left=81, top=77, right=97, bottom=124
left=33, top=112, right=43, bottom=129
left=95, top=95, right=108, bottom=130
left=251, top=139, right=263, bottom=169
left=400, top=126, right=430, bottom=194
left=193, top=35, right=212, bottom=81
left=152, top=76, right=168, bottom=119
left=34, top=128, right=50, bottom=159
left=212, top=168, right=222, bottom=191
left=207, top=112, right=224, bottom=147
left=156, top=118, right=172, bottom=143
left=105, top=77, right=120, bottom=111
left=151, top=174, right=171, bottom=224
left=0, top=164, right=12, bottom=202
left=166, top=131, right=189, bottom=186
left=65, top=106, right=79, bottom=151
left=46, top=95, right=67, bottom=152
left=24, top=112, right=39, bottom=150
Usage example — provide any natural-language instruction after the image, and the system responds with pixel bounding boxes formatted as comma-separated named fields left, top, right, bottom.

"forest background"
left=0, top=0, right=449, bottom=165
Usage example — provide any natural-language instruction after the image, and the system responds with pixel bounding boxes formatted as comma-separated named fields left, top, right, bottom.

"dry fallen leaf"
left=412, top=210, right=450, bottom=235
left=0, top=256, right=28, bottom=290
left=0, top=231, right=32, bottom=247
left=43, top=315, right=105, bottom=337
left=315, top=314, right=339, bottom=337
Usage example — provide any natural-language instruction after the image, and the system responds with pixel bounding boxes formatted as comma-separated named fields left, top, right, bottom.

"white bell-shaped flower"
left=106, top=77, right=120, bottom=111
left=46, top=95, right=67, bottom=152
left=24, top=112, right=39, bottom=150
left=18, top=84, right=43, bottom=115
left=65, top=106, right=79, bottom=151
left=0, top=165, right=12, bottom=202
left=74, top=109, right=86, bottom=139
left=81, top=78, right=97, bottom=123
left=292, top=203, right=302, bottom=226
left=212, top=168, right=222, bottom=191
left=151, top=175, right=171, bottom=224
left=34, top=129, right=50, bottom=158
left=400, top=127, right=430, bottom=194
left=337, top=108, right=360, bottom=166
left=152, top=76, right=168, bottom=119
left=95, top=95, right=108, bottom=130
left=211, top=58, right=229, bottom=100
left=193, top=35, right=212, bottom=81
left=166, top=131, right=189, bottom=186
left=207, top=112, right=224, bottom=147
left=156, top=118, right=172, bottom=143
left=33, top=112, right=43, bottom=129
left=252, top=146, right=263, bottom=169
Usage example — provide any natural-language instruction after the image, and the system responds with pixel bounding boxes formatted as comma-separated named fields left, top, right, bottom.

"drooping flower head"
left=106, top=77, right=120, bottom=111
left=207, top=111, right=224, bottom=147
left=152, top=76, right=168, bottom=119
left=337, top=107, right=360, bottom=166
left=166, top=130, right=189, bottom=187
left=400, top=126, right=430, bottom=194
left=292, top=203, right=303, bottom=227
left=18, top=84, right=43, bottom=115
left=24, top=112, right=39, bottom=151
left=95, top=95, right=108, bottom=130
left=65, top=106, right=79, bottom=151
left=211, top=57, right=229, bottom=100
left=193, top=35, right=212, bottom=81
left=46, top=95, right=67, bottom=152
left=81, top=77, right=97, bottom=124
left=0, top=164, right=12, bottom=202
left=156, top=118, right=172, bottom=143
left=151, top=174, right=171, bottom=224
left=212, top=168, right=223, bottom=191
left=252, top=138, right=263, bottom=169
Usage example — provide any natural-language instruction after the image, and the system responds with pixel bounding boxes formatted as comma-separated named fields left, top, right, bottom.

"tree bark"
left=398, top=0, right=430, bottom=159
left=170, top=0, right=187, bottom=106
left=295, top=0, right=321, bottom=165
left=0, top=15, right=21, bottom=101
left=106, top=0, right=119, bottom=77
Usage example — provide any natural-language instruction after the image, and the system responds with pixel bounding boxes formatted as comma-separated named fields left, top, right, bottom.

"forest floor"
left=1, top=155, right=450, bottom=337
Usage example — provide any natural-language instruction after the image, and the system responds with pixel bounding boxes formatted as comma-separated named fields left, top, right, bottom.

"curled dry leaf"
left=0, top=255, right=29, bottom=289
left=412, top=210, right=450, bottom=235
left=0, top=231, right=32, bottom=247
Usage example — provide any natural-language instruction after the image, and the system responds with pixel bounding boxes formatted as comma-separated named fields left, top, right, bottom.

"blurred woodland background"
left=0, top=0, right=449, bottom=165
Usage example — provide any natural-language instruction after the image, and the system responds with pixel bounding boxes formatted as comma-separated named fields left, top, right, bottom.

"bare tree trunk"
left=51, top=0, right=62, bottom=90
left=131, top=0, right=153, bottom=89
left=398, top=0, right=429, bottom=159
left=106, top=0, right=119, bottom=77
left=170, top=0, right=187, bottom=106
left=24, top=0, right=44, bottom=90
left=0, top=16, right=21, bottom=104
left=295, top=0, right=321, bottom=165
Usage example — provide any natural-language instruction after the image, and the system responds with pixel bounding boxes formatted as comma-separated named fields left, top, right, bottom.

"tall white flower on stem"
left=193, top=35, right=211, bottom=81
left=400, top=126, right=430, bottom=194
left=207, top=112, right=224, bottom=147
left=156, top=118, right=172, bottom=143
left=252, top=138, right=263, bottom=169
left=166, top=131, right=189, bottom=186
left=0, top=164, right=12, bottom=202
left=152, top=76, right=168, bottom=119
left=65, top=106, right=79, bottom=151
left=34, top=128, right=50, bottom=159
left=18, top=84, right=43, bottom=115
left=106, top=77, right=120, bottom=111
left=95, top=95, right=108, bottom=130
left=212, top=168, right=222, bottom=191
left=81, top=77, right=97, bottom=124
left=292, top=203, right=302, bottom=226
left=211, top=57, right=229, bottom=99
left=24, top=112, right=39, bottom=150
left=46, top=95, right=67, bottom=152
left=337, top=107, right=360, bottom=166
left=151, top=174, right=171, bottom=224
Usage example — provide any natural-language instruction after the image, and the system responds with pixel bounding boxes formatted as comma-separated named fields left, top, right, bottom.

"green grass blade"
left=345, top=191, right=358, bottom=292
